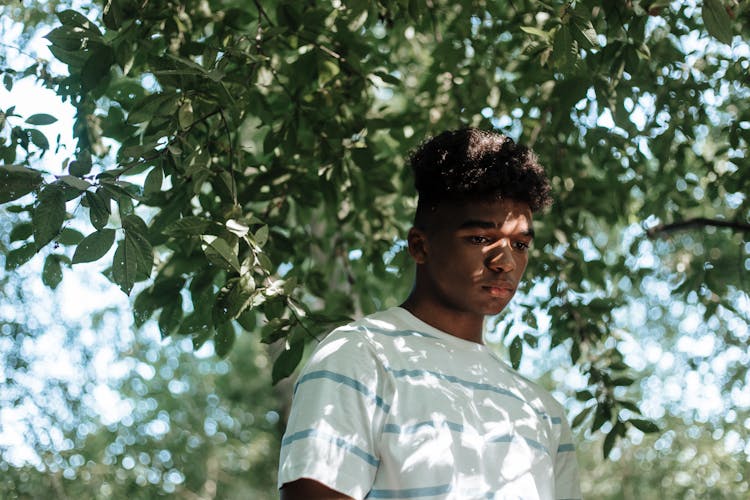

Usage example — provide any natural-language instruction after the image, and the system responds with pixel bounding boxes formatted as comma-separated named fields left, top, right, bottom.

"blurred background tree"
left=1, top=0, right=748, bottom=497
left=0, top=242, right=281, bottom=498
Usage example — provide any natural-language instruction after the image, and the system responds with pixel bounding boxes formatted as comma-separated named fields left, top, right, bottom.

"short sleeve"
left=554, top=416, right=582, bottom=500
left=278, top=328, right=391, bottom=500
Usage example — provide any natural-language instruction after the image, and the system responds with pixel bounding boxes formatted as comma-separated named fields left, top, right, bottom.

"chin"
left=479, top=302, right=510, bottom=316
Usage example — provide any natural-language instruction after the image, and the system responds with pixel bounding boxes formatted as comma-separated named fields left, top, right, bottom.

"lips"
left=482, top=282, right=516, bottom=297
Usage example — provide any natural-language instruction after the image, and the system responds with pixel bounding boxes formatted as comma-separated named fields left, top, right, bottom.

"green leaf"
left=5, top=243, right=36, bottom=270
left=143, top=166, right=163, bottom=196
left=272, top=340, right=305, bottom=384
left=57, top=9, right=101, bottom=35
left=571, top=405, right=593, bottom=428
left=111, top=240, right=136, bottom=294
left=236, top=309, right=257, bottom=331
left=122, top=215, right=153, bottom=277
left=81, top=45, right=115, bottom=91
left=509, top=335, right=523, bottom=369
left=611, top=377, right=635, bottom=387
left=552, top=25, right=575, bottom=69
left=264, top=296, right=287, bottom=320
left=226, top=219, right=249, bottom=238
left=523, top=333, right=538, bottom=348
left=591, top=403, right=612, bottom=432
left=178, top=101, right=194, bottom=130
left=520, top=26, right=551, bottom=40
left=318, top=60, right=340, bottom=87
left=224, top=7, right=254, bottom=29
left=164, top=216, right=214, bottom=237
left=102, top=0, right=124, bottom=29
left=9, top=222, right=33, bottom=242
left=126, top=92, right=178, bottom=124
left=42, top=254, right=64, bottom=289
left=59, top=175, right=91, bottom=191
left=132, top=289, right=156, bottom=327
left=629, top=418, right=660, bottom=434
left=58, top=227, right=84, bottom=245
left=617, top=400, right=642, bottom=415
left=69, top=160, right=91, bottom=177
left=574, top=20, right=598, bottom=48
left=609, top=360, right=629, bottom=371
left=373, top=71, right=400, bottom=85
left=407, top=0, right=420, bottom=20
left=112, top=216, right=153, bottom=294
left=159, top=297, right=184, bottom=338
left=25, top=113, right=58, bottom=126
left=213, top=274, right=257, bottom=324
left=214, top=322, right=236, bottom=358
left=702, top=0, right=733, bottom=45
left=33, top=183, right=66, bottom=249
left=191, top=326, right=214, bottom=351
left=261, top=318, right=291, bottom=344
left=29, top=129, right=49, bottom=150
left=86, top=190, right=110, bottom=230
left=72, top=228, right=116, bottom=264
left=254, top=225, right=269, bottom=247
left=44, top=25, right=88, bottom=51
left=47, top=44, right=89, bottom=68
left=0, top=164, right=43, bottom=204
left=575, top=390, right=594, bottom=402
left=201, top=235, right=240, bottom=273
left=603, top=423, right=619, bottom=459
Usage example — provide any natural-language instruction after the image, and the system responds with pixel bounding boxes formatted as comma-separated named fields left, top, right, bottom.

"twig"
left=0, top=41, right=38, bottom=62
left=253, top=0, right=274, bottom=26
left=646, top=217, right=750, bottom=239
left=287, top=296, right=322, bottom=342
left=217, top=108, right=238, bottom=206
left=316, top=43, right=345, bottom=62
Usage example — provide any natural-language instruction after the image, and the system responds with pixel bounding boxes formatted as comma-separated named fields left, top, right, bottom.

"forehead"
left=433, top=198, right=533, bottom=231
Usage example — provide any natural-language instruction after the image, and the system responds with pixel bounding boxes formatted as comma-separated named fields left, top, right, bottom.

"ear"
left=406, top=226, right=429, bottom=264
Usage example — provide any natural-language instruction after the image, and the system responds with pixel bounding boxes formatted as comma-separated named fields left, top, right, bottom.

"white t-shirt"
left=278, top=307, right=581, bottom=500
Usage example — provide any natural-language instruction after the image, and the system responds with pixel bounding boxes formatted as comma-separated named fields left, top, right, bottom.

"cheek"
left=516, top=256, right=529, bottom=275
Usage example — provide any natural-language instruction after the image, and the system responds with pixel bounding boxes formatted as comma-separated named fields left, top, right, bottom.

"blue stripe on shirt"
left=360, top=326, right=438, bottom=339
left=281, top=428, right=380, bottom=467
left=339, top=327, right=565, bottom=427
left=366, top=484, right=452, bottom=498
left=385, top=421, right=554, bottom=457
left=386, top=367, right=560, bottom=424
left=295, top=369, right=391, bottom=413
left=383, top=420, right=465, bottom=434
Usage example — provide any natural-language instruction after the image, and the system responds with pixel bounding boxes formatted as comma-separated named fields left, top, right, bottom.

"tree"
left=0, top=260, right=281, bottom=498
left=1, top=0, right=748, bottom=455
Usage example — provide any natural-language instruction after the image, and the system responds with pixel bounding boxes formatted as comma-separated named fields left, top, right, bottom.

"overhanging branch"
left=646, top=217, right=750, bottom=239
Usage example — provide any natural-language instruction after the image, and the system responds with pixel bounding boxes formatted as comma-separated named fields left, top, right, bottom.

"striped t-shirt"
left=278, top=307, right=581, bottom=500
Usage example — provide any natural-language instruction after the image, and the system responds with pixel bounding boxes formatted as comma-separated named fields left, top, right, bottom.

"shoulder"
left=302, top=309, right=403, bottom=372
left=312, top=309, right=407, bottom=353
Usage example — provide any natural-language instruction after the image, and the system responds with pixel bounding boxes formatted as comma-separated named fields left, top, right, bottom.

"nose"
left=486, top=242, right=515, bottom=273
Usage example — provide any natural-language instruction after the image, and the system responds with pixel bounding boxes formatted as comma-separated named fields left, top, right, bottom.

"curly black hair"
left=411, top=128, right=552, bottom=218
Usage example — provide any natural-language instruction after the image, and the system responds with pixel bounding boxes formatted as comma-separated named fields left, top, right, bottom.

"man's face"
left=408, top=198, right=534, bottom=319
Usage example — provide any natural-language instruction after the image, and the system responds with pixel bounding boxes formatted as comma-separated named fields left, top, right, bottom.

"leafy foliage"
left=0, top=268, right=281, bottom=499
left=1, top=0, right=748, bottom=457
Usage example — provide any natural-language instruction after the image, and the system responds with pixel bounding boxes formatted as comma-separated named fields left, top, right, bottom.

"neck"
left=401, top=293, right=485, bottom=344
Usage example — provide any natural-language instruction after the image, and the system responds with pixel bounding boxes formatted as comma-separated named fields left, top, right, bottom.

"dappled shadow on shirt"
left=279, top=312, right=580, bottom=500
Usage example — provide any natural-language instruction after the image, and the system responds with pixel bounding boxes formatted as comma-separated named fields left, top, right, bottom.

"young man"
left=278, top=129, right=581, bottom=499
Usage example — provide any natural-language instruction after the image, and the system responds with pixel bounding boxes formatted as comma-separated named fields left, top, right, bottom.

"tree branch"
left=646, top=218, right=750, bottom=239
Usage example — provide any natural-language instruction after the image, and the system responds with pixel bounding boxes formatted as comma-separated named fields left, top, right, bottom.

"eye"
left=513, top=241, right=530, bottom=252
left=468, top=236, right=492, bottom=245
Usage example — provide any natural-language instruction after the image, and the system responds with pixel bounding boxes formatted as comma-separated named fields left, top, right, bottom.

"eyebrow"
left=457, top=219, right=535, bottom=238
